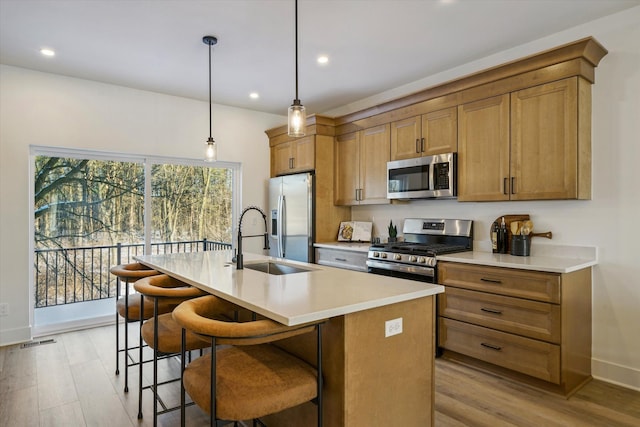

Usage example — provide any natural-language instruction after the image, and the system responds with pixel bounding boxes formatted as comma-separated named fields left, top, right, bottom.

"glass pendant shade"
left=288, top=101, right=306, bottom=137
left=204, top=137, right=217, bottom=162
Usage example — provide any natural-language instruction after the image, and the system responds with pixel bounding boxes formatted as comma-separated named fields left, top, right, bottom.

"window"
left=31, top=147, right=239, bottom=326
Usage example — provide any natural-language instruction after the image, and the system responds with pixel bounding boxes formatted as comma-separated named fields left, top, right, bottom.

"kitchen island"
left=136, top=250, right=443, bottom=426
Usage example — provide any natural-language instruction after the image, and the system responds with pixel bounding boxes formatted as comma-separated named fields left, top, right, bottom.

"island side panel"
left=344, top=296, right=435, bottom=426
left=261, top=316, right=346, bottom=427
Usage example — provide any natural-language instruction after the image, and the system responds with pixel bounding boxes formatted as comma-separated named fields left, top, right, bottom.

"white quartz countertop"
left=314, top=242, right=371, bottom=252
left=135, top=250, right=443, bottom=326
left=438, top=248, right=597, bottom=273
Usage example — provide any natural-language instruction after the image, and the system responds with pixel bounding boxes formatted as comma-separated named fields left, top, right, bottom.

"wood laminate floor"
left=1, top=324, right=638, bottom=426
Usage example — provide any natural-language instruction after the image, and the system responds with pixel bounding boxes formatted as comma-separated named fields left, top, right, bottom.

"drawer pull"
left=480, top=278, right=502, bottom=284
left=480, top=342, right=502, bottom=351
left=481, top=307, right=503, bottom=315
left=334, top=258, right=347, bottom=262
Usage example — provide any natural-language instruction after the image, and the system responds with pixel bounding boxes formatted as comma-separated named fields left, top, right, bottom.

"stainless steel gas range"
left=366, top=218, right=473, bottom=283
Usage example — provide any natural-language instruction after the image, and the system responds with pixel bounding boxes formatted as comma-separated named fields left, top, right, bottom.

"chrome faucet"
left=236, top=205, right=269, bottom=269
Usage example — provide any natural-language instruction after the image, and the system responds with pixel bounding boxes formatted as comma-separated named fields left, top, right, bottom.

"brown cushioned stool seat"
left=134, top=274, right=241, bottom=423
left=172, top=295, right=324, bottom=426
left=110, top=262, right=162, bottom=393
left=184, top=344, right=317, bottom=421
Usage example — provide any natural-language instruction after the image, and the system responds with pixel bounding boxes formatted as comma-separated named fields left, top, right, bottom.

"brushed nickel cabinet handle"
left=416, top=139, right=420, bottom=153
left=335, top=258, right=347, bottom=262
left=421, top=137, right=425, bottom=152
left=481, top=307, right=503, bottom=315
left=481, top=342, right=502, bottom=351
left=503, top=177, right=508, bottom=195
left=480, top=278, right=502, bottom=284
left=511, top=177, right=516, bottom=194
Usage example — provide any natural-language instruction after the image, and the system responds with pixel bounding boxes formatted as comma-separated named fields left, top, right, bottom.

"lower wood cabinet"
left=437, top=261, right=592, bottom=396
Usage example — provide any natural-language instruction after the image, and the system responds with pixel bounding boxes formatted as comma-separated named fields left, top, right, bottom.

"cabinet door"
left=334, top=132, right=360, bottom=205
left=390, top=116, right=421, bottom=161
left=360, top=124, right=391, bottom=205
left=511, top=78, right=578, bottom=200
left=422, top=107, right=457, bottom=155
left=292, top=136, right=315, bottom=172
left=271, top=141, right=292, bottom=176
left=458, top=94, right=510, bottom=201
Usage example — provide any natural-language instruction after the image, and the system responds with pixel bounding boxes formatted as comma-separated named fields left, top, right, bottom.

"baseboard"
left=32, top=314, right=114, bottom=338
left=592, top=358, right=640, bottom=392
left=0, top=325, right=32, bottom=347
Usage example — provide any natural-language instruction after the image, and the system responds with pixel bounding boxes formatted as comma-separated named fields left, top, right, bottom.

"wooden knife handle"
left=531, top=231, right=552, bottom=239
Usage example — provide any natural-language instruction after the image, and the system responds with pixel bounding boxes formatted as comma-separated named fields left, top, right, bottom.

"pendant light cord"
left=208, top=41, right=212, bottom=139
left=295, top=0, right=299, bottom=102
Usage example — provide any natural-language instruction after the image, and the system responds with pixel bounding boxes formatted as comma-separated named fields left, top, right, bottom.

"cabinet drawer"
left=438, top=262, right=560, bottom=303
left=439, top=318, right=560, bottom=383
left=438, top=287, right=560, bottom=343
left=315, top=248, right=368, bottom=272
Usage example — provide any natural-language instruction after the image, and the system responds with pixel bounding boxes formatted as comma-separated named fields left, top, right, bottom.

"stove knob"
left=417, top=257, right=426, bottom=264
left=426, top=258, right=437, bottom=267
left=394, top=254, right=402, bottom=261
left=381, top=253, right=387, bottom=259
left=373, top=252, right=380, bottom=258
left=409, top=256, right=417, bottom=262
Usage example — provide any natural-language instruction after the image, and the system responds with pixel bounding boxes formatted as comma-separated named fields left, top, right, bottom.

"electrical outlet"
left=385, top=317, right=402, bottom=337
left=0, top=303, right=8, bottom=317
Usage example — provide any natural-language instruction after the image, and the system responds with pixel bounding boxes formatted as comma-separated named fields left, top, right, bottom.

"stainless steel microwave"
left=387, top=153, right=457, bottom=200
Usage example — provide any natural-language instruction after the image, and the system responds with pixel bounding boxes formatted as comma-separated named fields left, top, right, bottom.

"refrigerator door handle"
left=277, top=194, right=285, bottom=257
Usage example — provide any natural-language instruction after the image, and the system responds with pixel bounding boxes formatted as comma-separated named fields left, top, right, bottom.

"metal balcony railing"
left=34, top=239, right=231, bottom=308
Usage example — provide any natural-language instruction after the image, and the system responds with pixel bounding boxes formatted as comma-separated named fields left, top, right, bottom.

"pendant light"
left=203, top=35, right=218, bottom=162
left=287, top=0, right=306, bottom=137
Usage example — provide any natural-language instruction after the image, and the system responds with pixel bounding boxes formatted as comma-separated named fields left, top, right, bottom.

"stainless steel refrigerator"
left=268, top=172, right=314, bottom=263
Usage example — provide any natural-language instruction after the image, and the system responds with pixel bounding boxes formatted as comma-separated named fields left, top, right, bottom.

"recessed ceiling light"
left=317, top=55, right=329, bottom=65
left=40, top=48, right=55, bottom=57
left=249, top=92, right=259, bottom=100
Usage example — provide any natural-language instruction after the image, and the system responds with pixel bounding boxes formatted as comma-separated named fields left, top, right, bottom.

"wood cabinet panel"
left=511, top=78, right=578, bottom=200
left=359, top=124, right=390, bottom=204
left=421, top=107, right=457, bottom=155
left=438, top=287, right=561, bottom=343
left=438, top=262, right=561, bottom=303
left=457, top=94, right=510, bottom=201
left=390, top=116, right=421, bottom=161
left=334, top=132, right=360, bottom=205
left=334, top=125, right=390, bottom=206
left=439, top=318, right=561, bottom=384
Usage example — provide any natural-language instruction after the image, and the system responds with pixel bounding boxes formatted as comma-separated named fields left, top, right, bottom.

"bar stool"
left=172, top=295, right=324, bottom=427
left=134, top=274, right=241, bottom=425
left=110, top=262, right=168, bottom=393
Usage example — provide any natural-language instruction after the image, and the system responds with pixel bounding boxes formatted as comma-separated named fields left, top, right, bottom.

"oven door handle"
left=366, top=260, right=435, bottom=277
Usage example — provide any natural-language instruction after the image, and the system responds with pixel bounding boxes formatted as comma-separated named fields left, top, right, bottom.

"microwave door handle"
left=429, top=162, right=434, bottom=192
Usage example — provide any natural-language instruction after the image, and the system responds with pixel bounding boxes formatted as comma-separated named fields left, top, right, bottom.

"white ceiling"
left=1, top=0, right=638, bottom=116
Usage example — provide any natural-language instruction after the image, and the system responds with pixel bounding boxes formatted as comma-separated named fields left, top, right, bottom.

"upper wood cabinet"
left=458, top=77, right=590, bottom=201
left=458, top=94, right=511, bottom=201
left=511, top=78, right=585, bottom=200
left=270, top=135, right=315, bottom=176
left=335, top=124, right=390, bottom=206
left=390, top=107, right=457, bottom=160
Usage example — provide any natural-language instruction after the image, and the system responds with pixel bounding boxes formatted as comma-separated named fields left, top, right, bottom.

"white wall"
left=0, top=65, right=285, bottom=344
left=339, top=8, right=640, bottom=390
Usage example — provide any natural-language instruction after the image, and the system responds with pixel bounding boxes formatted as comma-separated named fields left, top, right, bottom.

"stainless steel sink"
left=243, top=262, right=312, bottom=275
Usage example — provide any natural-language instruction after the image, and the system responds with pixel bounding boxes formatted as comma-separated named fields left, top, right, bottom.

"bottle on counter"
left=491, top=221, right=499, bottom=253
left=499, top=217, right=508, bottom=254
